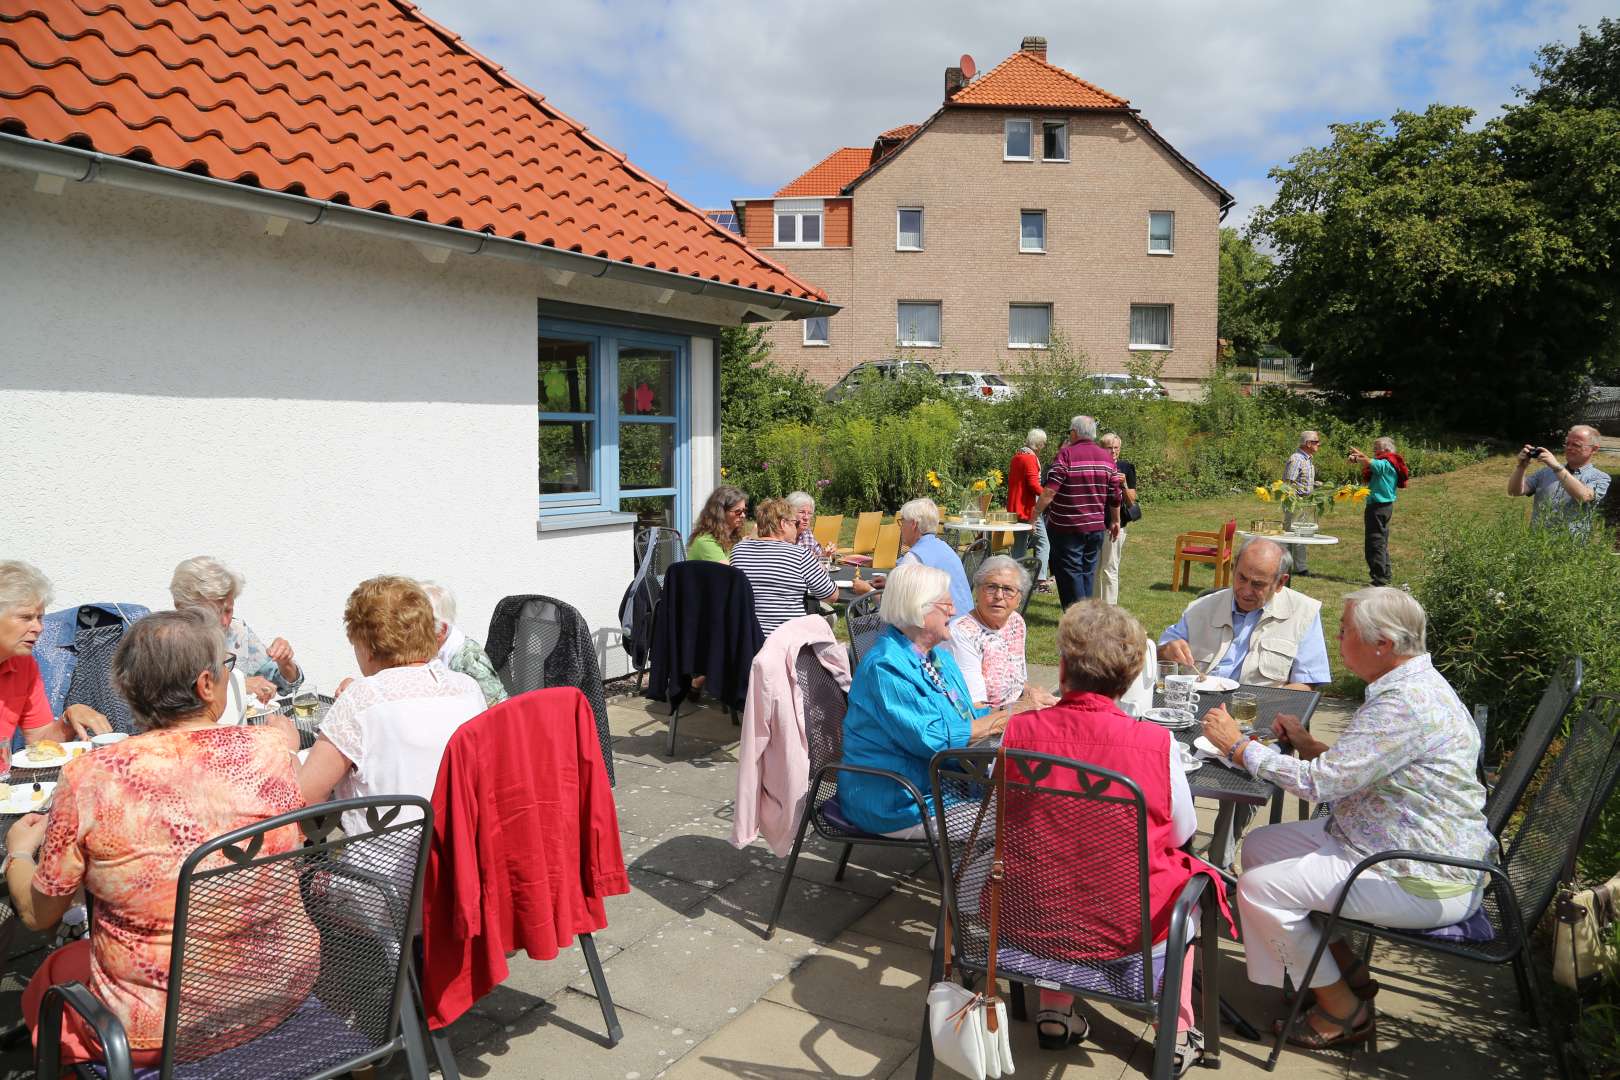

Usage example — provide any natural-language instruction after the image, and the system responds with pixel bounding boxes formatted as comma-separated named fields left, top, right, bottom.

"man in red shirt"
left=1, top=562, right=112, bottom=770
left=1032, top=416, right=1122, bottom=609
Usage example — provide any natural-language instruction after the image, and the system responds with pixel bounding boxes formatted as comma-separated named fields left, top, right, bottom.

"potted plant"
left=1254, top=478, right=1369, bottom=531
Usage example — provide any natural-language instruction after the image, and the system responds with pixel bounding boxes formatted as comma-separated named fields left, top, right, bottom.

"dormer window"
left=773, top=198, right=824, bottom=248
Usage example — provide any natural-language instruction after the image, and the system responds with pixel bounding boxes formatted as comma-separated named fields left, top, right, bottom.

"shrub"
left=1416, top=510, right=1620, bottom=876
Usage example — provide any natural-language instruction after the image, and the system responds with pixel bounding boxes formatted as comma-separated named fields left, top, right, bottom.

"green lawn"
left=833, top=451, right=1620, bottom=698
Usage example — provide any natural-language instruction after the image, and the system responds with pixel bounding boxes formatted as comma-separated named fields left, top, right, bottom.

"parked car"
left=1084, top=373, right=1169, bottom=399
left=937, top=370, right=1016, bottom=401
left=823, top=359, right=936, bottom=403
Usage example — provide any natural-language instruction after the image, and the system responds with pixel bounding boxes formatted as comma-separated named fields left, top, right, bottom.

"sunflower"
left=1353, top=486, right=1371, bottom=502
left=972, top=479, right=987, bottom=492
left=1255, top=486, right=1273, bottom=502
left=1271, top=479, right=1289, bottom=494
left=926, top=469, right=941, bottom=489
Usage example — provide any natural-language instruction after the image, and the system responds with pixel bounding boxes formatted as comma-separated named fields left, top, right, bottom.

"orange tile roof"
left=877, top=123, right=919, bottom=140
left=774, top=147, right=871, bottom=197
left=950, top=50, right=1129, bottom=110
left=0, top=0, right=824, bottom=300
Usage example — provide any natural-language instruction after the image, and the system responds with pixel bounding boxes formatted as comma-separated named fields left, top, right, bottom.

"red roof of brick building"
left=949, top=49, right=1129, bottom=110
left=0, top=0, right=824, bottom=299
left=773, top=146, right=872, bottom=198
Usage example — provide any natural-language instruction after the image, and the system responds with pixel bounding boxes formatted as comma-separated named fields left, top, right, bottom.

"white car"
left=938, top=370, right=1017, bottom=400
left=1084, top=373, right=1169, bottom=399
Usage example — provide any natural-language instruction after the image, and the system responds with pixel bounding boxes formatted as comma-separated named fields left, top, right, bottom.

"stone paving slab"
left=662, top=998, right=916, bottom=1080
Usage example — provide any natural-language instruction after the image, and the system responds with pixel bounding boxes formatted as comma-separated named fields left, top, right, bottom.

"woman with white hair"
left=839, top=563, right=1010, bottom=838
left=169, top=556, right=302, bottom=703
left=1202, top=587, right=1490, bottom=1049
left=785, top=491, right=828, bottom=558
left=418, top=580, right=507, bottom=708
left=1006, top=428, right=1049, bottom=586
left=0, top=561, right=112, bottom=768
left=944, top=555, right=1056, bottom=712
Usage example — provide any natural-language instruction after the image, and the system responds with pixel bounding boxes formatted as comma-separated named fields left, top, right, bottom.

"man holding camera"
left=1509, top=425, right=1610, bottom=538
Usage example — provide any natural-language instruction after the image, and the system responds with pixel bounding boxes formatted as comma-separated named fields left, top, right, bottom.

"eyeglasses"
left=221, top=653, right=236, bottom=673
left=981, top=583, right=1022, bottom=598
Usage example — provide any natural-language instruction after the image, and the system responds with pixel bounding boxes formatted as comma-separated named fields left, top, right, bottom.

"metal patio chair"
left=37, top=796, right=438, bottom=1080
left=490, top=594, right=615, bottom=786
left=1016, top=554, right=1042, bottom=616
left=958, top=536, right=990, bottom=583
left=1485, top=656, right=1583, bottom=835
left=843, top=591, right=884, bottom=670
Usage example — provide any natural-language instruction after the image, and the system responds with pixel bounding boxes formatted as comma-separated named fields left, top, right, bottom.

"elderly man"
left=1032, top=415, right=1121, bottom=608
left=1096, top=432, right=1139, bottom=605
left=894, top=498, right=973, bottom=615
left=1283, top=430, right=1321, bottom=576
left=1509, top=425, right=1611, bottom=538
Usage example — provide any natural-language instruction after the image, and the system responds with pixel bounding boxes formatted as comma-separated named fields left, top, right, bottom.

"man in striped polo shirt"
left=1033, top=415, right=1122, bottom=609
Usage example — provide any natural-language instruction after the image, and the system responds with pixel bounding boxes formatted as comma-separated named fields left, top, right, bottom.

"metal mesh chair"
left=500, top=600, right=565, bottom=693
left=37, top=796, right=437, bottom=1080
left=843, top=592, right=884, bottom=670
left=491, top=596, right=614, bottom=785
left=1267, top=697, right=1620, bottom=1076
left=633, top=526, right=686, bottom=583
left=923, top=748, right=1222, bottom=1080
left=1015, top=555, right=1041, bottom=616
left=1582, top=693, right=1620, bottom=844
left=958, top=536, right=990, bottom=583
left=1486, top=656, right=1583, bottom=835
left=764, top=645, right=937, bottom=937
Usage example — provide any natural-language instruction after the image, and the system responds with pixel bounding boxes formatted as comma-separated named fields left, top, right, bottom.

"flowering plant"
left=926, top=467, right=1003, bottom=509
left=1254, top=478, right=1369, bottom=516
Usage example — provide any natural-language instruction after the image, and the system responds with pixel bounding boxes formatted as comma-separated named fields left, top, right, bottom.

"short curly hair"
left=344, top=575, right=439, bottom=668
left=1056, top=600, right=1147, bottom=699
left=754, top=497, right=793, bottom=538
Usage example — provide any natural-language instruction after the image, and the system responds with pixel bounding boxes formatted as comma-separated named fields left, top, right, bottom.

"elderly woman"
left=286, top=576, right=484, bottom=837
left=730, top=497, right=864, bottom=639
left=688, top=485, right=749, bottom=563
left=786, top=490, right=830, bottom=558
left=840, top=563, right=1009, bottom=839
left=7, top=608, right=314, bottom=1065
left=1007, top=427, right=1050, bottom=586
left=418, top=580, right=507, bottom=709
left=1203, top=587, right=1490, bottom=1048
left=943, top=555, right=1056, bottom=713
left=1, top=562, right=113, bottom=762
left=1002, top=601, right=1225, bottom=1070
left=170, top=556, right=303, bottom=703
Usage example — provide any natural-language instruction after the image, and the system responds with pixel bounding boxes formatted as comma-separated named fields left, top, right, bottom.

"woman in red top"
left=1000, top=601, right=1229, bottom=1075
left=0, top=561, right=113, bottom=770
left=1006, top=429, right=1049, bottom=588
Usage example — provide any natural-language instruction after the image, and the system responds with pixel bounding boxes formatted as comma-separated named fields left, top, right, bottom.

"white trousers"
left=1099, top=527, right=1127, bottom=605
left=1235, top=818, right=1481, bottom=989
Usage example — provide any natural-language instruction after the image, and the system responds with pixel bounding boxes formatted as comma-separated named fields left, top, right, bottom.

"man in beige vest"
left=1158, top=538, right=1330, bottom=689
left=1158, top=538, right=1330, bottom=867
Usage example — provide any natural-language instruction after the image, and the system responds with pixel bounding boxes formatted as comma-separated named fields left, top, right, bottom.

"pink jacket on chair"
left=730, top=615, right=851, bottom=856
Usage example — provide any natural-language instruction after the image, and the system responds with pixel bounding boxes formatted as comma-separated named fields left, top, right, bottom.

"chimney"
left=944, top=66, right=967, bottom=99
left=1020, top=35, right=1047, bottom=60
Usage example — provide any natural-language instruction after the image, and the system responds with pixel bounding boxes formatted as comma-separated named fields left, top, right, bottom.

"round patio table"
left=943, top=520, right=1032, bottom=535
left=1237, top=530, right=1339, bottom=548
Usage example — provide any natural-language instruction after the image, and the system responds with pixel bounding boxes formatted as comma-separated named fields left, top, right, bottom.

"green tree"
left=717, top=326, right=820, bottom=493
left=1217, top=227, right=1278, bottom=360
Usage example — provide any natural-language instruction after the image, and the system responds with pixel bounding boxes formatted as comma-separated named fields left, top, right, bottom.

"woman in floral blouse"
left=1202, top=587, right=1491, bottom=1050
left=943, top=556, right=1056, bottom=712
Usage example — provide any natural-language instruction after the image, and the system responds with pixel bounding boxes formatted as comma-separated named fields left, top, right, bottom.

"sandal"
left=1282, top=955, right=1380, bottom=1010
left=1171, top=1028, right=1204, bottom=1077
left=1276, top=999, right=1376, bottom=1049
left=1036, top=1006, right=1090, bottom=1050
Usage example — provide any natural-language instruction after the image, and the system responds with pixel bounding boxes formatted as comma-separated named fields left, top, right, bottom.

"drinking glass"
left=1231, top=692, right=1260, bottom=725
left=1155, top=661, right=1182, bottom=692
left=294, top=682, right=320, bottom=720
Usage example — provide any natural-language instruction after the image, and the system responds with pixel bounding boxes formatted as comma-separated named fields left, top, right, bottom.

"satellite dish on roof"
left=960, top=54, right=976, bottom=80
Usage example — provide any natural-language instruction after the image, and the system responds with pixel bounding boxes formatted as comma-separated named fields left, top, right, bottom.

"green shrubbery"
left=717, top=326, right=1488, bottom=515
left=1416, top=511, right=1620, bottom=876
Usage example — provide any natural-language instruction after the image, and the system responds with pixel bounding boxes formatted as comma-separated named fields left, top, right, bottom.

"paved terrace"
left=1, top=676, right=1557, bottom=1079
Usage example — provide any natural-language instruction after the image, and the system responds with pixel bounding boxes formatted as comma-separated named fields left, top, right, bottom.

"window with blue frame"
left=539, top=319, right=689, bottom=532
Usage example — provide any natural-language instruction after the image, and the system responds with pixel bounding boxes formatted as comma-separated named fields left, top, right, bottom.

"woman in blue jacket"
left=840, top=563, right=1010, bottom=837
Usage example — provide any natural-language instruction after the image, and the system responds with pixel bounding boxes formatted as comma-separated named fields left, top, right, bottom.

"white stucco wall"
left=0, top=167, right=734, bottom=683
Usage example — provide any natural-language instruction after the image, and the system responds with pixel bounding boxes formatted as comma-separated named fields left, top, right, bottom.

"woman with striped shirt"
left=729, top=498, right=862, bottom=638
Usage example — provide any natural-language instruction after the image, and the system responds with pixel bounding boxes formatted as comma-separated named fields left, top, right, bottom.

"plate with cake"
left=9, top=740, right=91, bottom=769
left=0, top=780, right=56, bottom=813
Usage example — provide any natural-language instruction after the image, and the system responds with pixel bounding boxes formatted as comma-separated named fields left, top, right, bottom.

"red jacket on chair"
left=421, top=687, right=629, bottom=1028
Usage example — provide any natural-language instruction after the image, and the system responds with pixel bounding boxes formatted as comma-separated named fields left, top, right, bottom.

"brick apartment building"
left=733, top=36, right=1235, bottom=395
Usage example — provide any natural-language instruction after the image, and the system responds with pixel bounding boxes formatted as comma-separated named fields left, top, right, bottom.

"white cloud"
left=416, top=0, right=1614, bottom=207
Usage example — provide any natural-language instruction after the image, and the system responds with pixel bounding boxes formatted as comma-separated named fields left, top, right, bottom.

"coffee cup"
left=1163, top=674, right=1201, bottom=719
left=91, top=732, right=130, bottom=749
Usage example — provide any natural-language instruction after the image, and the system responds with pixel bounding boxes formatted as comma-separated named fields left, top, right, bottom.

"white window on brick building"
left=897, top=207, right=924, bottom=250
left=803, top=316, right=829, bottom=346
left=1009, top=304, right=1052, bottom=349
left=773, top=198, right=823, bottom=247
left=1149, top=211, right=1174, bottom=254
left=1020, top=210, right=1046, bottom=252
left=897, top=301, right=942, bottom=347
left=1042, top=121, right=1068, bottom=161
left=1004, top=119, right=1033, bottom=160
left=1130, top=304, right=1173, bottom=350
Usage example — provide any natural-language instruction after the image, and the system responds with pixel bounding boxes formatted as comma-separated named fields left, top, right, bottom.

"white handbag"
left=927, top=745, right=1015, bottom=1079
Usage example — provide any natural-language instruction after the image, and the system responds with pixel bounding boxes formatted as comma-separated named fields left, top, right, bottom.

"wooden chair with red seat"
left=1171, top=518, right=1237, bottom=592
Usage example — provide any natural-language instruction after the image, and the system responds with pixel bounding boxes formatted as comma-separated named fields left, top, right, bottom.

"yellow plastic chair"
left=849, top=512, right=882, bottom=555
left=871, top=523, right=902, bottom=571
left=812, top=514, right=843, bottom=549
left=991, top=529, right=1014, bottom=553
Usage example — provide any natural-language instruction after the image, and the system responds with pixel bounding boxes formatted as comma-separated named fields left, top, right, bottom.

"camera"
left=1525, top=446, right=1548, bottom=460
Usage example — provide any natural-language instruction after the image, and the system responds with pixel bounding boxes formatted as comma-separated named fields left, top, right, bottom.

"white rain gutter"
left=0, top=132, right=839, bottom=322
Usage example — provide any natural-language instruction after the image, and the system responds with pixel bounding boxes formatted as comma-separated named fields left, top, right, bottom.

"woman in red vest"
left=1001, top=601, right=1230, bottom=1075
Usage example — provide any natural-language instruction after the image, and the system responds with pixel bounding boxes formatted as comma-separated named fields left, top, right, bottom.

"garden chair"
left=990, top=528, right=1014, bottom=553
left=841, top=512, right=884, bottom=566
left=37, top=796, right=440, bottom=1080
left=1268, top=696, right=1620, bottom=1077
left=844, top=591, right=885, bottom=670
left=871, top=523, right=902, bottom=571
left=1016, top=554, right=1042, bottom=616
left=644, top=561, right=762, bottom=753
left=812, top=514, right=843, bottom=550
left=632, top=525, right=686, bottom=583
left=1485, top=656, right=1583, bottom=836
left=959, top=536, right=991, bottom=583
left=765, top=644, right=939, bottom=937
left=920, top=748, right=1223, bottom=1080
left=1170, top=519, right=1236, bottom=592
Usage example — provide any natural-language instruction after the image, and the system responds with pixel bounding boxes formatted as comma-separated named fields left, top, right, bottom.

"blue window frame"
left=539, top=318, right=690, bottom=534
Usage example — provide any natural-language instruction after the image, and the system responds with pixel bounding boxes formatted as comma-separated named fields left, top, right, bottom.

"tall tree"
left=1217, top=227, right=1277, bottom=360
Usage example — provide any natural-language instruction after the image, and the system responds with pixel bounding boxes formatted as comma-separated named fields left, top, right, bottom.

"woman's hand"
left=61, top=704, right=111, bottom=739
left=849, top=578, right=874, bottom=596
left=245, top=676, right=277, bottom=704
left=1020, top=684, right=1058, bottom=710
left=267, top=637, right=298, bottom=681
left=1273, top=713, right=1327, bottom=759
left=971, top=709, right=1010, bottom=743
left=333, top=676, right=355, bottom=699
left=6, top=812, right=48, bottom=857
left=266, top=714, right=302, bottom=752
left=1201, top=704, right=1244, bottom=758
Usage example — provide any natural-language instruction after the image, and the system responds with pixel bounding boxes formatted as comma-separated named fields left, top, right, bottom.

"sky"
left=415, top=0, right=1614, bottom=230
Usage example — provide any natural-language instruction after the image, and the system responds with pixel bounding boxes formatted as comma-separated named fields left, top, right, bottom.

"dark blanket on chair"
left=645, top=562, right=763, bottom=713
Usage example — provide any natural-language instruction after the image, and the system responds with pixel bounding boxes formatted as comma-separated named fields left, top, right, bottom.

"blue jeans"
left=1048, top=528, right=1105, bottom=609
left=1011, top=516, right=1051, bottom=581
